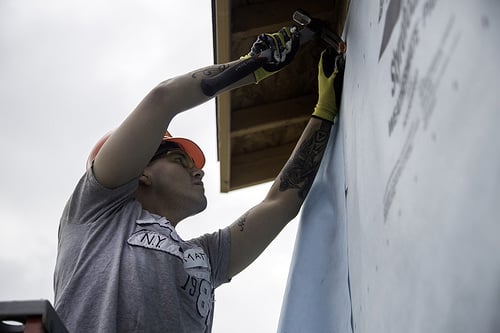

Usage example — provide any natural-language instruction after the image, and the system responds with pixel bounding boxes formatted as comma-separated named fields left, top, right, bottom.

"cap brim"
left=163, top=136, right=205, bottom=169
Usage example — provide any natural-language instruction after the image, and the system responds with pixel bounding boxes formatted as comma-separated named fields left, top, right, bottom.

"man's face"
left=147, top=149, right=207, bottom=217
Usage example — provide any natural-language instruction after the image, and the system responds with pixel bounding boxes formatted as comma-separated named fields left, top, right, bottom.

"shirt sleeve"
left=191, top=227, right=232, bottom=288
left=61, top=167, right=139, bottom=225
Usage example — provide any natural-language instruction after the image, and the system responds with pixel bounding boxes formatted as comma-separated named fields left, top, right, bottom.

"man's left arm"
left=228, top=49, right=345, bottom=278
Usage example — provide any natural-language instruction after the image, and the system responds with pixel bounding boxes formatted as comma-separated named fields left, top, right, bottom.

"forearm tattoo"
left=279, top=121, right=331, bottom=199
left=236, top=212, right=249, bottom=232
left=191, top=64, right=229, bottom=79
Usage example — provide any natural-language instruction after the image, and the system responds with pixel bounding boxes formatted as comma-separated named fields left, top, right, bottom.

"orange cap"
left=86, top=130, right=205, bottom=170
left=161, top=131, right=205, bottom=169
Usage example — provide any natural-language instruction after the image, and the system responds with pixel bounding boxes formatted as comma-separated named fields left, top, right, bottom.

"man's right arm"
left=92, top=27, right=299, bottom=190
left=92, top=60, right=255, bottom=189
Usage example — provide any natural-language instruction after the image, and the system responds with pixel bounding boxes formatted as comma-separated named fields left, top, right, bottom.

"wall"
left=278, top=1, right=500, bottom=332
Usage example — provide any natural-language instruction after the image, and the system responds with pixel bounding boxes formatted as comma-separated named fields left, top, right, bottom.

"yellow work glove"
left=313, top=48, right=345, bottom=122
left=242, top=27, right=300, bottom=83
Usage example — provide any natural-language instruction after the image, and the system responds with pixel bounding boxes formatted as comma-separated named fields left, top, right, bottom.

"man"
left=54, top=27, right=344, bottom=332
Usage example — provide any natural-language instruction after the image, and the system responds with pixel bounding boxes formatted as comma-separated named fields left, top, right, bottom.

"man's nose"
left=191, top=168, right=204, bottom=179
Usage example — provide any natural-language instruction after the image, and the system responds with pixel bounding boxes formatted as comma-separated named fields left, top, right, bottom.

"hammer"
left=201, top=9, right=346, bottom=96
left=292, top=9, right=346, bottom=54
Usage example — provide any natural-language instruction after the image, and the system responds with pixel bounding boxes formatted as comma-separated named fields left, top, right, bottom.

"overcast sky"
left=0, top=1, right=299, bottom=331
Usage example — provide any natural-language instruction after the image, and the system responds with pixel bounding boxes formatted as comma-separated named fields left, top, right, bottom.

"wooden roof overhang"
left=211, top=0, right=349, bottom=192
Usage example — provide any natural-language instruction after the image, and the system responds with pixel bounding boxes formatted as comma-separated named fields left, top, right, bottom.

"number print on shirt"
left=181, top=275, right=213, bottom=317
left=197, top=279, right=211, bottom=317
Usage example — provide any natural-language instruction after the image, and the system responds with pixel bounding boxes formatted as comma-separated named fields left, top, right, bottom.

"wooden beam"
left=214, top=0, right=232, bottom=192
left=230, top=95, right=312, bottom=162
left=214, top=0, right=231, bottom=63
left=230, top=118, right=308, bottom=157
left=231, top=10, right=336, bottom=42
left=232, top=115, right=310, bottom=138
left=231, top=0, right=332, bottom=35
left=217, top=93, right=232, bottom=192
left=230, top=142, right=296, bottom=190
left=231, top=94, right=316, bottom=133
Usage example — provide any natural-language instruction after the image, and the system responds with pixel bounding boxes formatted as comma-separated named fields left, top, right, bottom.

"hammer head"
left=293, top=9, right=347, bottom=54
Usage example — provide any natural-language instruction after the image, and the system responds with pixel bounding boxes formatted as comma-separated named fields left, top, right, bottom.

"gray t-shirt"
left=54, top=169, right=231, bottom=333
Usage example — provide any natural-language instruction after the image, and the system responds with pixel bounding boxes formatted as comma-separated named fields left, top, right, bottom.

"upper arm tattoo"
left=279, top=120, right=331, bottom=199
left=235, top=211, right=249, bottom=232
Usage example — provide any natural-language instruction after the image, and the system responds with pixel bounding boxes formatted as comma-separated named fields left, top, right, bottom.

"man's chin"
left=194, top=196, right=208, bottom=214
